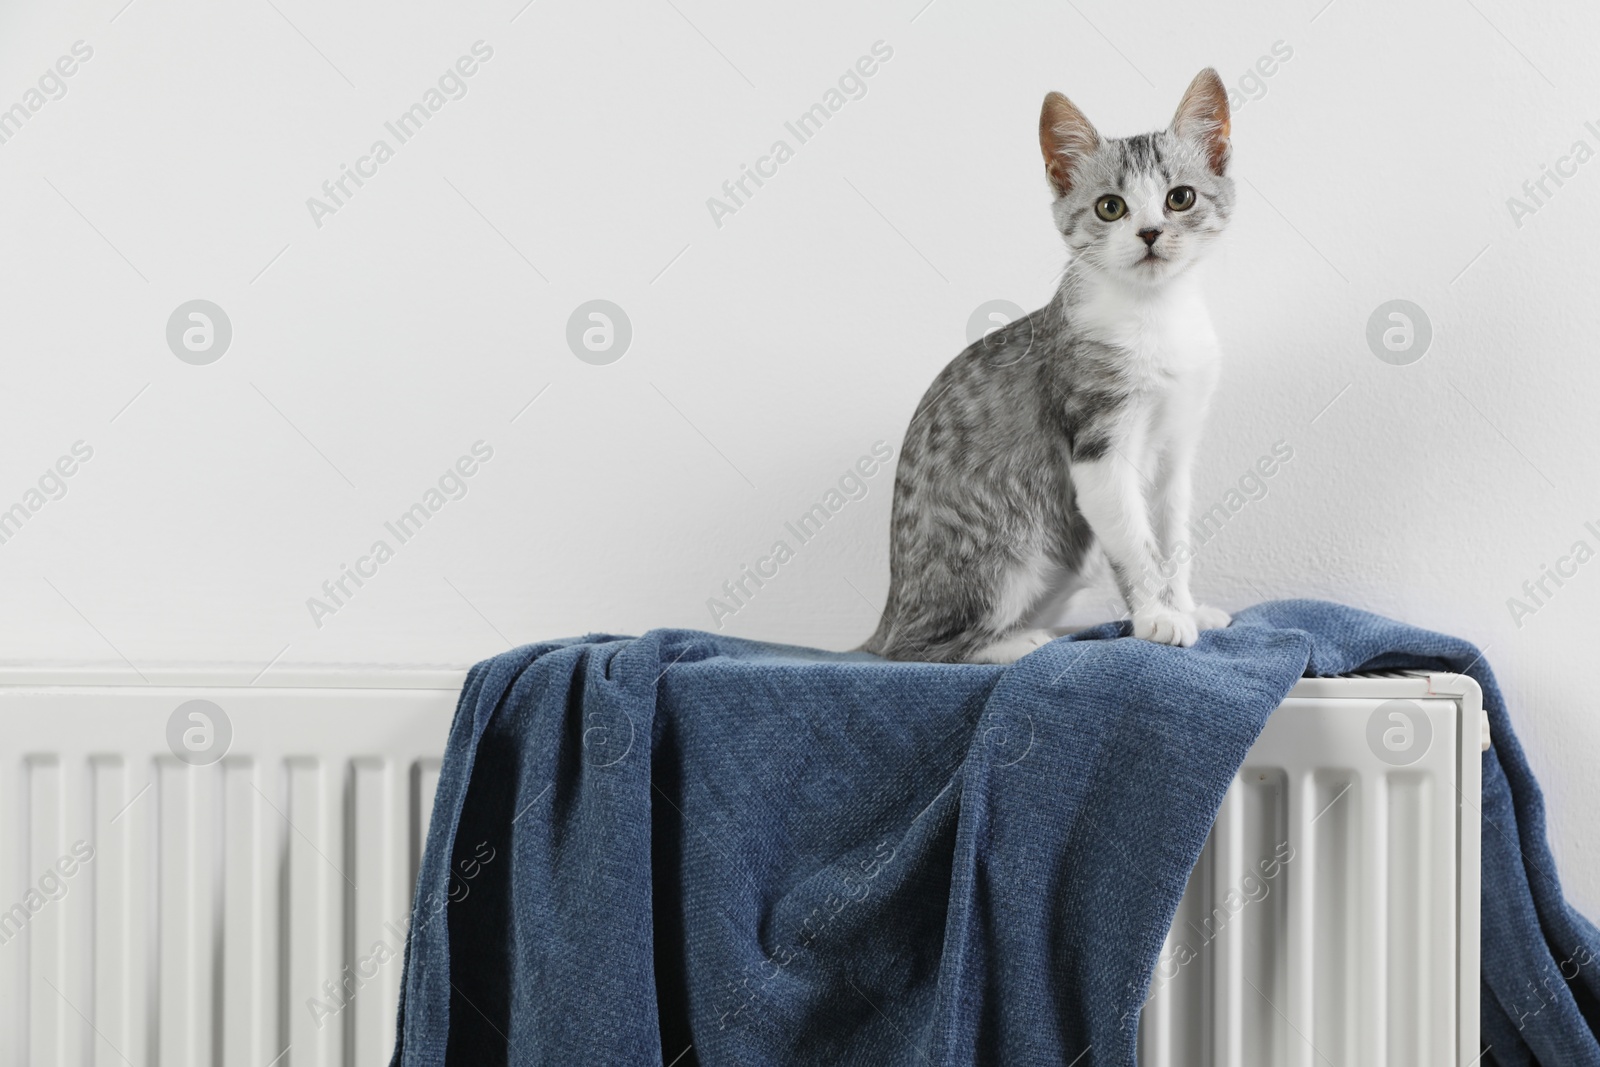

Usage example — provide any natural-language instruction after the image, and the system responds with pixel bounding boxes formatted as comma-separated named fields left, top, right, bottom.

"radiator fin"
left=1311, top=771, right=1356, bottom=1065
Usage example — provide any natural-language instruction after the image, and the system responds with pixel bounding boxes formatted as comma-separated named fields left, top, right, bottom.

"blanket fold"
left=389, top=600, right=1600, bottom=1067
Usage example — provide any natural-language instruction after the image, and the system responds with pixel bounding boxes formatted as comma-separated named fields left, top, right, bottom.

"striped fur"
left=864, top=70, right=1236, bottom=663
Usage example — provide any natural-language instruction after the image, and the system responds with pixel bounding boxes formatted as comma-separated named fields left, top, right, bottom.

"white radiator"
left=0, top=669, right=462, bottom=1067
left=0, top=668, right=1482, bottom=1066
left=1137, top=671, right=1485, bottom=1067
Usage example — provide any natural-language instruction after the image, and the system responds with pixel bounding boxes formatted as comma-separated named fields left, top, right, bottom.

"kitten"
left=863, top=69, right=1236, bottom=664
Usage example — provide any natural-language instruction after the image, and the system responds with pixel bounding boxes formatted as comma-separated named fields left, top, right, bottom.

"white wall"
left=2, top=0, right=1597, bottom=907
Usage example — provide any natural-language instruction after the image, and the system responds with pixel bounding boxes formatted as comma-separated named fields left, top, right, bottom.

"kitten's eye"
left=1166, top=186, right=1196, bottom=211
left=1094, top=195, right=1127, bottom=222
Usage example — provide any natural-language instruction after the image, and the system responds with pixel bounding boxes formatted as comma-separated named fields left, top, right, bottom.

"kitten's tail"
left=858, top=613, right=999, bottom=663
left=856, top=617, right=891, bottom=656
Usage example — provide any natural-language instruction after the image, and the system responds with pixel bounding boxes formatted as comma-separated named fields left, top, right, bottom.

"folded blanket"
left=389, top=600, right=1600, bottom=1066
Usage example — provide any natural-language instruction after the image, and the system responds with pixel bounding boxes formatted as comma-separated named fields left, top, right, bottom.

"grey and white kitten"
left=864, top=69, right=1236, bottom=663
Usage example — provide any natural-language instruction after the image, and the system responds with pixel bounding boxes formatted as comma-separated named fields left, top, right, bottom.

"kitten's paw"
left=1193, top=604, right=1232, bottom=631
left=970, top=629, right=1055, bottom=664
left=1133, top=606, right=1199, bottom=648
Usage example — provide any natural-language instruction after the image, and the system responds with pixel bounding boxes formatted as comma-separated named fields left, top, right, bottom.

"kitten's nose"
left=1138, top=228, right=1162, bottom=247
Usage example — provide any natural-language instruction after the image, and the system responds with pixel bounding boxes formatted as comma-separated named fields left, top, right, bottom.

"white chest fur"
left=1073, top=273, right=1220, bottom=388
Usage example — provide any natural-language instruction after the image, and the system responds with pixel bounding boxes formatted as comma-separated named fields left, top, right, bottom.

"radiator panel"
left=0, top=683, right=457, bottom=1067
left=1137, top=694, right=1476, bottom=1067
left=0, top=673, right=1479, bottom=1066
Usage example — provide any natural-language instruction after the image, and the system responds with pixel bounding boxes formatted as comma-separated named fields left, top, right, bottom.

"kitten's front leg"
left=1153, top=426, right=1230, bottom=633
left=1071, top=453, right=1198, bottom=647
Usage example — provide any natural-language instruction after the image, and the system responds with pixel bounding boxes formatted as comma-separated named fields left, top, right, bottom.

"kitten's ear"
left=1039, top=91, right=1099, bottom=197
left=1171, top=68, right=1231, bottom=174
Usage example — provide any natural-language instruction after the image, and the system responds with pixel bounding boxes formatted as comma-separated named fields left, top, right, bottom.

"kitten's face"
left=1040, top=70, right=1235, bottom=286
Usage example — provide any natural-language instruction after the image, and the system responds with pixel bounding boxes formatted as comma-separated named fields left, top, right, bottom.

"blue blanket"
left=389, top=600, right=1600, bottom=1066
